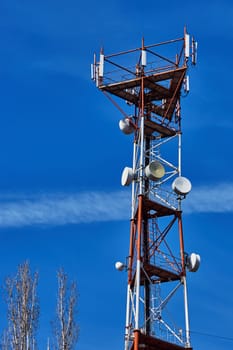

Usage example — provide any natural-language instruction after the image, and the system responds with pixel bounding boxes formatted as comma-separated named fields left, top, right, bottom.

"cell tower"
left=92, top=28, right=200, bottom=350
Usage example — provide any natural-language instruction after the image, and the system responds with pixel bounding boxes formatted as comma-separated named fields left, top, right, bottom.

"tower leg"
left=183, top=276, right=191, bottom=348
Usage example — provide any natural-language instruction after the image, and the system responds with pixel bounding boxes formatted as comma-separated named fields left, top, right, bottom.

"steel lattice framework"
left=92, top=28, right=198, bottom=350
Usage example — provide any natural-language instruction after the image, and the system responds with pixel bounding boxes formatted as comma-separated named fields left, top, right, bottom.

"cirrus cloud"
left=0, top=183, right=232, bottom=228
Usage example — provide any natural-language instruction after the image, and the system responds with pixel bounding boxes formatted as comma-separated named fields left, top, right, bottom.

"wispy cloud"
left=0, top=191, right=130, bottom=228
left=0, top=183, right=232, bottom=228
left=184, top=183, right=233, bottom=214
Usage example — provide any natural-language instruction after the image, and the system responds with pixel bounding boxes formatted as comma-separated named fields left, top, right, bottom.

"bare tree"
left=2, top=261, right=39, bottom=350
left=1, top=330, right=11, bottom=350
left=52, top=269, right=78, bottom=350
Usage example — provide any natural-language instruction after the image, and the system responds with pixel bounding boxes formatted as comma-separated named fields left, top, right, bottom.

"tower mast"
left=92, top=28, right=200, bottom=350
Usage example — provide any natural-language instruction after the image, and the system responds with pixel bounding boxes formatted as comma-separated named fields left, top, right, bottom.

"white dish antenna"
left=145, top=161, right=165, bottom=181
left=172, top=176, right=192, bottom=195
left=119, top=117, right=134, bottom=135
left=121, top=167, right=134, bottom=186
left=115, top=261, right=125, bottom=271
left=192, top=37, right=198, bottom=65
left=186, top=253, right=201, bottom=272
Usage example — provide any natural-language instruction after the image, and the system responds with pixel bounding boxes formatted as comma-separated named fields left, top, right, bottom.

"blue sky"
left=0, top=0, right=232, bottom=349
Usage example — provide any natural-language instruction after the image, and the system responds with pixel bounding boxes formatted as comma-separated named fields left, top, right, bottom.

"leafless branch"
left=2, top=261, right=39, bottom=350
left=52, top=269, right=78, bottom=350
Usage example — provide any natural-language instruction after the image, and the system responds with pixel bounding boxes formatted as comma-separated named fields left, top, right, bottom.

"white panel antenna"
left=184, top=75, right=190, bottom=93
left=141, top=50, right=147, bottom=67
left=99, top=53, right=104, bottom=77
left=95, top=66, right=99, bottom=87
left=191, top=37, right=198, bottom=65
left=91, top=64, right=94, bottom=80
left=185, top=34, right=190, bottom=58
left=91, top=53, right=96, bottom=80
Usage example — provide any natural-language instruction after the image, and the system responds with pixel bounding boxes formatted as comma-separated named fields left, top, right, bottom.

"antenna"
left=185, top=33, right=190, bottom=58
left=184, top=75, right=190, bottom=93
left=186, top=253, right=201, bottom=272
left=191, top=37, right=198, bottom=65
left=99, top=51, right=104, bottom=78
left=141, top=49, right=147, bottom=67
left=91, top=53, right=96, bottom=80
left=145, top=160, right=165, bottom=181
left=121, top=167, right=134, bottom=186
left=172, top=176, right=192, bottom=195
left=115, top=261, right=126, bottom=271
left=119, top=117, right=135, bottom=134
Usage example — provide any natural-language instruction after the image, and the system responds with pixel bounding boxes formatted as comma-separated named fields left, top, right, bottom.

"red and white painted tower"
left=92, top=28, right=200, bottom=350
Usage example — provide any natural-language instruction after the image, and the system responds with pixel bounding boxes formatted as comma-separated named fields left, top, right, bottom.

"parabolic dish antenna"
left=172, top=176, right=192, bottom=195
left=115, top=261, right=125, bottom=271
left=186, top=253, right=201, bottom=272
left=119, top=117, right=134, bottom=135
left=121, top=167, right=133, bottom=186
left=145, top=160, right=165, bottom=181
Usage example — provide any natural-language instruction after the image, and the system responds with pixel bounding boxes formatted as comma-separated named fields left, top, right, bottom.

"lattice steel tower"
left=92, top=28, right=200, bottom=350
